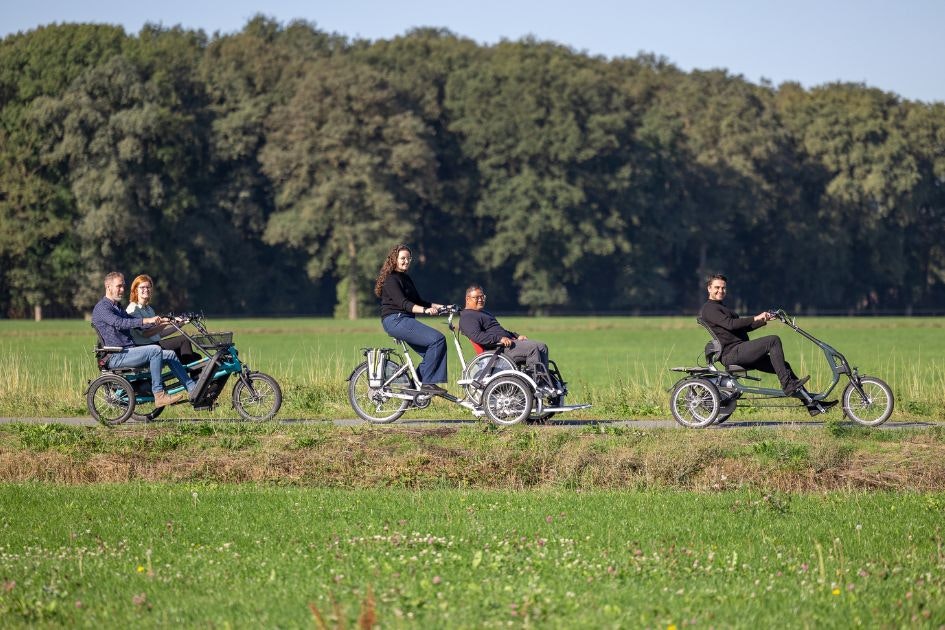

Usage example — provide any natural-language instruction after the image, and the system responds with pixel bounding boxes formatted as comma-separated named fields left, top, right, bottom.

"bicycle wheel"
left=463, top=352, right=515, bottom=405
left=842, top=376, right=894, bottom=427
left=670, top=378, right=720, bottom=428
left=482, top=376, right=533, bottom=426
left=86, top=374, right=135, bottom=426
left=348, top=361, right=411, bottom=424
left=232, top=372, right=282, bottom=421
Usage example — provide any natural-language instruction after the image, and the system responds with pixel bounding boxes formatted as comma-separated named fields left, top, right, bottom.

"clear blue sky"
left=4, top=0, right=943, bottom=103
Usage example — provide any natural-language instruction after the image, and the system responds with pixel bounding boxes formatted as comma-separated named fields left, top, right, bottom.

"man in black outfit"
left=459, top=284, right=554, bottom=390
left=700, top=273, right=837, bottom=416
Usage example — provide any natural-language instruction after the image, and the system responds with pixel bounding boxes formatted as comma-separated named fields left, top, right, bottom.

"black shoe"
left=807, top=399, right=839, bottom=416
left=784, top=375, right=810, bottom=396
left=420, top=383, right=448, bottom=396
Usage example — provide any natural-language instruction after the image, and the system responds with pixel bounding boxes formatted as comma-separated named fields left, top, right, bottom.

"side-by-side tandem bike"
left=86, top=313, right=282, bottom=426
left=668, top=309, right=894, bottom=428
left=348, top=306, right=591, bottom=426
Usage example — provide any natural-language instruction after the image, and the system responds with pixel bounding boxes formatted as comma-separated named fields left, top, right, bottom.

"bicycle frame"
left=681, top=309, right=866, bottom=404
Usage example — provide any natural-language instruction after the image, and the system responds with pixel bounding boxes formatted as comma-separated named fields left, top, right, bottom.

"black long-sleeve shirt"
left=380, top=272, right=431, bottom=319
left=458, top=308, right=518, bottom=349
left=699, top=299, right=766, bottom=355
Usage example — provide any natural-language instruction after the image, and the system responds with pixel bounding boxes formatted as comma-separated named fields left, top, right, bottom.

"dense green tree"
left=260, top=55, right=438, bottom=318
left=0, top=24, right=126, bottom=318
left=2, top=20, right=945, bottom=318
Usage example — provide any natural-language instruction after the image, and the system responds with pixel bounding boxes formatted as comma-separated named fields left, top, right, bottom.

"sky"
left=3, top=0, right=944, bottom=103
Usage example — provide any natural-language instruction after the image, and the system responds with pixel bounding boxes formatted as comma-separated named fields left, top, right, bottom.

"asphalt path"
left=0, top=416, right=937, bottom=430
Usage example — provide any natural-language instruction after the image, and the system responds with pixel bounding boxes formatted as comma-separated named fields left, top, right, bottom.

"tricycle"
left=86, top=313, right=282, bottom=425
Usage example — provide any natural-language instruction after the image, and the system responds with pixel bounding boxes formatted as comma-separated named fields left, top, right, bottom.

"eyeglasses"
left=138, top=286, right=152, bottom=291
left=468, top=294, right=486, bottom=301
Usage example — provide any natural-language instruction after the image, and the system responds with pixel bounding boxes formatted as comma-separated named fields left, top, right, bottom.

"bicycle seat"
left=697, top=318, right=748, bottom=373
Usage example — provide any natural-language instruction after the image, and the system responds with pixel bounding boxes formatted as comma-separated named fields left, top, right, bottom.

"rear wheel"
left=463, top=352, right=515, bottom=405
left=348, top=361, right=411, bottom=424
left=87, top=375, right=135, bottom=426
left=232, top=372, right=282, bottom=421
left=482, top=376, right=533, bottom=426
left=670, top=378, right=720, bottom=428
left=842, top=376, right=894, bottom=426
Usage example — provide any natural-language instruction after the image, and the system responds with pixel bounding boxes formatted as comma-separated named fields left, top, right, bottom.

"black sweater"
left=699, top=300, right=766, bottom=356
left=458, top=309, right=517, bottom=348
left=380, top=272, right=431, bottom=319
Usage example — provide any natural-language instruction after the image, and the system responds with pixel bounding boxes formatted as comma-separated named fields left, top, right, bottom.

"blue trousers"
left=382, top=313, right=447, bottom=384
left=108, top=345, right=196, bottom=395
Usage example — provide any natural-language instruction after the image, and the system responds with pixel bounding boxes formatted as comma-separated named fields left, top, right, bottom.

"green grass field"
left=1, top=484, right=944, bottom=628
left=1, top=316, right=944, bottom=421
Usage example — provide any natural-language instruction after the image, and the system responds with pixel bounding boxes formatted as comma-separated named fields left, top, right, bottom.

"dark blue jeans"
left=382, top=313, right=447, bottom=384
left=107, top=345, right=196, bottom=395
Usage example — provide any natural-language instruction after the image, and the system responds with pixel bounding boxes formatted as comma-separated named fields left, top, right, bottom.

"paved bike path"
left=0, top=417, right=937, bottom=430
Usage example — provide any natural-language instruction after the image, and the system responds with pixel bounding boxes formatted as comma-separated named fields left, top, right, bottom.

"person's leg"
left=160, top=335, right=196, bottom=362
left=107, top=345, right=166, bottom=393
left=725, top=336, right=801, bottom=392
left=161, top=349, right=197, bottom=396
left=383, top=315, right=447, bottom=384
left=505, top=339, right=548, bottom=371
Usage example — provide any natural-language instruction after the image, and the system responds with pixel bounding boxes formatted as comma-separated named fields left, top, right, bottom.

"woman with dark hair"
left=375, top=244, right=449, bottom=395
left=126, top=274, right=198, bottom=363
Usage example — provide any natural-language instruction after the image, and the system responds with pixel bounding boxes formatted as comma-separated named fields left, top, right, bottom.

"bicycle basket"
left=192, top=332, right=234, bottom=348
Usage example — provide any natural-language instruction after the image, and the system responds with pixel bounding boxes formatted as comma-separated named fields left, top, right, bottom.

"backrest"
left=696, top=318, right=722, bottom=365
left=469, top=340, right=485, bottom=355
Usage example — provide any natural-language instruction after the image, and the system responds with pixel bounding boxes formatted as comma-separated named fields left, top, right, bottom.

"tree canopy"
left=1, top=19, right=943, bottom=318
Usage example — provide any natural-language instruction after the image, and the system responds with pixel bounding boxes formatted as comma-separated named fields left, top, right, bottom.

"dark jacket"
left=699, top=299, right=765, bottom=357
left=458, top=308, right=517, bottom=349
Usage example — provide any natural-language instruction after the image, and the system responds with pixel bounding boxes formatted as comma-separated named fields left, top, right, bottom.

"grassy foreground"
left=1, top=316, right=945, bottom=421
left=1, top=484, right=944, bottom=628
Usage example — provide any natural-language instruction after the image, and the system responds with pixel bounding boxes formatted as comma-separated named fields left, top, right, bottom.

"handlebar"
left=435, top=305, right=461, bottom=315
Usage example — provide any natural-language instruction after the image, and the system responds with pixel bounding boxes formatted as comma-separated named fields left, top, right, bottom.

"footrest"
left=541, top=403, right=591, bottom=413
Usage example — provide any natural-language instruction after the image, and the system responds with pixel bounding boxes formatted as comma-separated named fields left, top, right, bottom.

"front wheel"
left=232, top=372, right=282, bottom=421
left=842, top=376, right=894, bottom=426
left=347, top=361, right=411, bottom=424
left=670, top=378, right=720, bottom=428
left=87, top=374, right=135, bottom=426
left=482, top=376, right=533, bottom=426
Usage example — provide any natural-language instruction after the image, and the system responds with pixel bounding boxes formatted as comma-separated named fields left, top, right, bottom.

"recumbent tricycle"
left=668, top=308, right=894, bottom=428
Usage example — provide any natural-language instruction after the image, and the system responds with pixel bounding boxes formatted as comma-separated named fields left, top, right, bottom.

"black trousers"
left=722, top=335, right=799, bottom=392
left=158, top=335, right=198, bottom=364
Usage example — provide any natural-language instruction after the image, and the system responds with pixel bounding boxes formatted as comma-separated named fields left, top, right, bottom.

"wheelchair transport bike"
left=668, top=308, right=894, bottom=428
left=86, top=313, right=282, bottom=426
left=348, top=306, right=590, bottom=426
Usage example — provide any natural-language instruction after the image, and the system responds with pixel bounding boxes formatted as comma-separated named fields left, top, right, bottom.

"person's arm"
left=127, top=303, right=166, bottom=336
left=94, top=302, right=147, bottom=331
left=461, top=311, right=510, bottom=347
left=386, top=275, right=438, bottom=315
left=702, top=301, right=758, bottom=332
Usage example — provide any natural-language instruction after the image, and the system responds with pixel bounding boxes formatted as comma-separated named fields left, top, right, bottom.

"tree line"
left=2, top=18, right=944, bottom=319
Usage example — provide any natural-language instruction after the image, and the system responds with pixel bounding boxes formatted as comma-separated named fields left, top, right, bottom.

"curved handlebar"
left=435, top=305, right=461, bottom=315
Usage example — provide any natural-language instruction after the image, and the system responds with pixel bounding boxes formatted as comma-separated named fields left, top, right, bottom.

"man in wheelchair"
left=700, top=273, right=837, bottom=415
left=458, top=284, right=555, bottom=391
left=91, top=271, right=196, bottom=408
